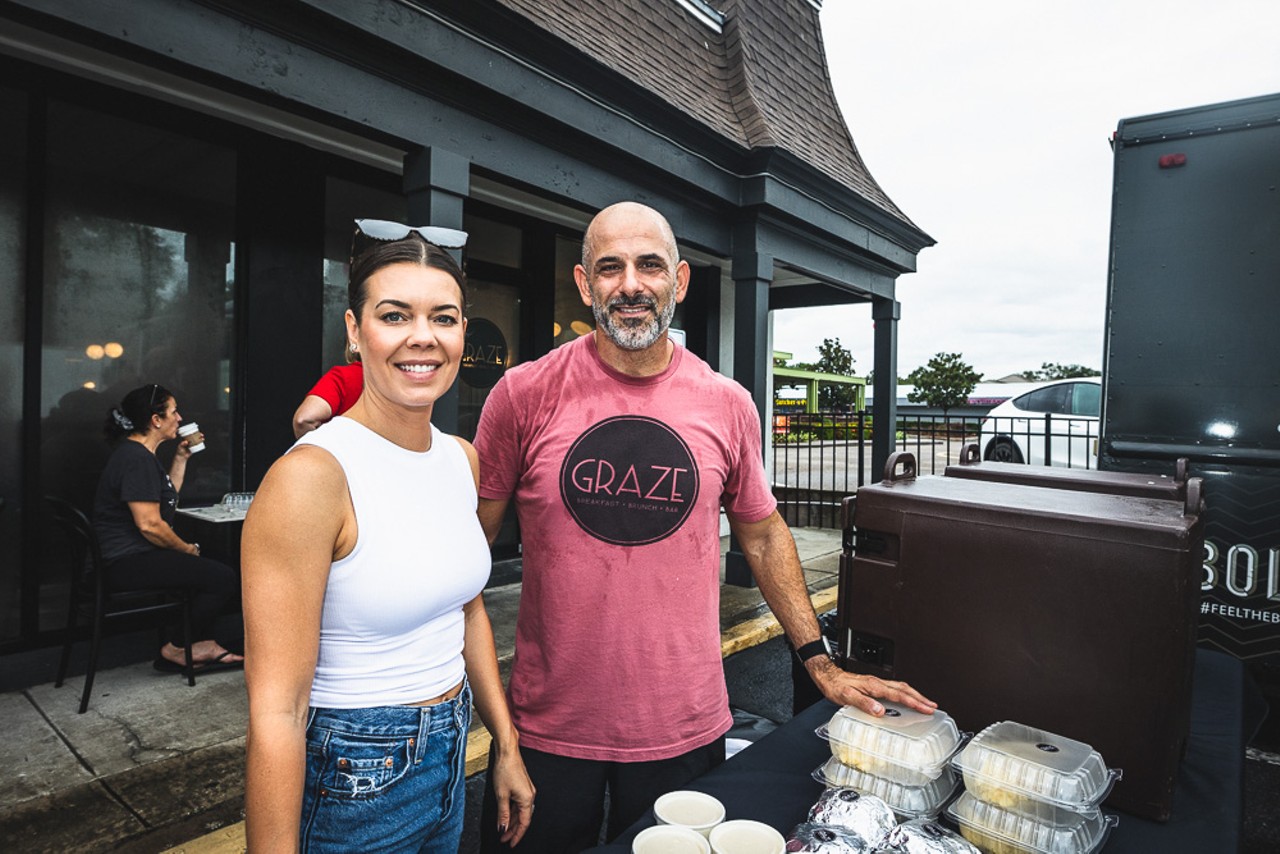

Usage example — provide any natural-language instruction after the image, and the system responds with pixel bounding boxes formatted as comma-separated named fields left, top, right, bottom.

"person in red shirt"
left=292, top=360, right=363, bottom=438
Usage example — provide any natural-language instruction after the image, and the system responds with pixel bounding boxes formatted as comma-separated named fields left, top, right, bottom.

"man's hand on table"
left=805, top=656, right=938, bottom=716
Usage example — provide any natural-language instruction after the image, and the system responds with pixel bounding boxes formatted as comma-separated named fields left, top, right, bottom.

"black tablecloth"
left=589, top=648, right=1266, bottom=852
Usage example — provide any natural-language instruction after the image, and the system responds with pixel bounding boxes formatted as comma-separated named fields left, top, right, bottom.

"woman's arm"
left=242, top=445, right=350, bottom=854
left=127, top=502, right=198, bottom=554
left=167, top=433, right=198, bottom=493
left=463, top=594, right=535, bottom=846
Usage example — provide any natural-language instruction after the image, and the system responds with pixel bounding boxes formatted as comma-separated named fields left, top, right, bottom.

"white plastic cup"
left=633, top=824, right=710, bottom=854
left=177, top=422, right=205, bottom=453
left=709, top=820, right=785, bottom=854
left=654, top=790, right=725, bottom=838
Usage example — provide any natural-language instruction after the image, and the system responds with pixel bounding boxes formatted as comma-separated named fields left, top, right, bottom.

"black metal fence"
left=771, top=411, right=1100, bottom=527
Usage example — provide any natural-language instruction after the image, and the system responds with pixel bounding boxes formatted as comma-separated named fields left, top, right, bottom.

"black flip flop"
left=197, top=650, right=245, bottom=672
left=152, top=656, right=188, bottom=673
left=152, top=651, right=244, bottom=674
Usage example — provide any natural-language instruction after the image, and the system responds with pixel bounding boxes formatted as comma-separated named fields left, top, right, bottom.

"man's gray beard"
left=592, top=294, right=676, bottom=351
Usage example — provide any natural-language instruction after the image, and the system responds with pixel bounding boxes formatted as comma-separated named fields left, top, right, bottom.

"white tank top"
left=294, top=417, right=490, bottom=708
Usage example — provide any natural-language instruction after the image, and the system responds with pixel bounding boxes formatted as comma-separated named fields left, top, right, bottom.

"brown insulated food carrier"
left=944, top=443, right=1189, bottom=501
left=837, top=452, right=1204, bottom=821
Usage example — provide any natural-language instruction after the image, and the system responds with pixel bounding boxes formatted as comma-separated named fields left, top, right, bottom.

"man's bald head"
left=581, top=202, right=679, bottom=270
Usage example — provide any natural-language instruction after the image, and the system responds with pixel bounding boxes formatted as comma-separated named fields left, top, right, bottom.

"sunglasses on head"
left=353, top=219, right=468, bottom=250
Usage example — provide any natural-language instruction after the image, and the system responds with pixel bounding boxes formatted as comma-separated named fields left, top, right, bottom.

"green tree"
left=1022, top=362, right=1099, bottom=381
left=906, top=352, right=982, bottom=414
left=813, top=337, right=858, bottom=411
left=901, top=365, right=927, bottom=385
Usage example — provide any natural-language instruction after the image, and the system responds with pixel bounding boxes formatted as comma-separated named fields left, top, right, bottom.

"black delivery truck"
left=1100, top=92, right=1280, bottom=685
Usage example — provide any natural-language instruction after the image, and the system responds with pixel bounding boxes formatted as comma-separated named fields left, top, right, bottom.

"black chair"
left=46, top=496, right=195, bottom=713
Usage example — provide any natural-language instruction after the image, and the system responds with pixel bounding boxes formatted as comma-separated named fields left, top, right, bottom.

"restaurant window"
left=0, top=87, right=27, bottom=641
left=457, top=214, right=524, bottom=441
left=467, top=214, right=523, bottom=269
left=38, top=102, right=237, bottom=629
left=553, top=235, right=594, bottom=348
left=457, top=276, right=521, bottom=440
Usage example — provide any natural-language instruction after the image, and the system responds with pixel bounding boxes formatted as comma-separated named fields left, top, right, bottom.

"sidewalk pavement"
left=0, top=528, right=845, bottom=854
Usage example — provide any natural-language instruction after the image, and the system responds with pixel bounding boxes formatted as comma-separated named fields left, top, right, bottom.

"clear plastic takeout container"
left=952, top=721, right=1120, bottom=818
left=816, top=701, right=965, bottom=786
left=946, top=791, right=1117, bottom=854
left=812, top=758, right=961, bottom=820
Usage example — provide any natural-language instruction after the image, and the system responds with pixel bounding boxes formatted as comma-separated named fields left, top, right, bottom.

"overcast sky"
left=770, top=1, right=1280, bottom=381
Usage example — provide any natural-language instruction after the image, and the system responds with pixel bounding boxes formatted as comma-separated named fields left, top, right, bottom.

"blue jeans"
left=300, top=682, right=472, bottom=853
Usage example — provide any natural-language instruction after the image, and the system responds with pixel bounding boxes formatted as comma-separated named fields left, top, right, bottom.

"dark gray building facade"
left=0, top=0, right=931, bottom=651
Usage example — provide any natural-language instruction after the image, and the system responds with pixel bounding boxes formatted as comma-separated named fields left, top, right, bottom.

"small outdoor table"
left=174, top=504, right=248, bottom=568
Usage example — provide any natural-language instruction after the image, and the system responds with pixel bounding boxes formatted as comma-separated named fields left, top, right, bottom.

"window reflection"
left=554, top=236, right=593, bottom=347
left=38, top=102, right=237, bottom=630
left=457, top=278, right=520, bottom=441
left=0, top=87, right=26, bottom=641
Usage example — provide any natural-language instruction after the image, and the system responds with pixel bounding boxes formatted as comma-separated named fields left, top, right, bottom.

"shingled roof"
left=494, top=0, right=912, bottom=224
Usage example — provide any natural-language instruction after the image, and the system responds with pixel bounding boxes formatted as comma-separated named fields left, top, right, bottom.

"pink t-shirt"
left=307, top=363, right=363, bottom=416
left=475, top=334, right=777, bottom=761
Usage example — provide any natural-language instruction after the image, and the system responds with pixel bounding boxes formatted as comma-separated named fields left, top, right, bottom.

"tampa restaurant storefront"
left=0, top=0, right=930, bottom=652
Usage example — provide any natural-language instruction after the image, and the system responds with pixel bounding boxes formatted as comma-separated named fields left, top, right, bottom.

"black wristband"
left=795, top=637, right=832, bottom=663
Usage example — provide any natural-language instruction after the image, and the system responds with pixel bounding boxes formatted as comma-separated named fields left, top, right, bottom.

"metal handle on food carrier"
left=882, top=451, right=917, bottom=483
left=841, top=495, right=858, bottom=552
left=958, top=443, right=981, bottom=465
left=1184, top=477, right=1204, bottom=517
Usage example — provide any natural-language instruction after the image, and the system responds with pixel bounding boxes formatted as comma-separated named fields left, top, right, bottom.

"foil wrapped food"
left=808, top=787, right=896, bottom=842
left=785, top=822, right=872, bottom=853
left=873, top=818, right=980, bottom=854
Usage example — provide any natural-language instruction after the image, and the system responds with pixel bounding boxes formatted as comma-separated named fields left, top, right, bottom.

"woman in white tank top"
left=242, top=222, right=534, bottom=852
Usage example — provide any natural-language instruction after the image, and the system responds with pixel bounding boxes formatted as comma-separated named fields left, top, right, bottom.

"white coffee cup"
left=709, top=820, right=785, bottom=854
left=633, top=824, right=710, bottom=854
left=654, top=790, right=725, bottom=838
left=177, top=422, right=205, bottom=454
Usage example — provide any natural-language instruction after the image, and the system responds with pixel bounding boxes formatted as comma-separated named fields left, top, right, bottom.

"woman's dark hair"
left=103, top=383, right=173, bottom=440
left=348, top=237, right=467, bottom=323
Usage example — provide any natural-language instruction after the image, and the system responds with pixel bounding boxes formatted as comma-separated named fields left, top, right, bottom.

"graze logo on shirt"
left=559, top=416, right=699, bottom=545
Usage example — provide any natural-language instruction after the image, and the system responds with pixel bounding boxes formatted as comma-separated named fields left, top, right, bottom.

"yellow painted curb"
left=162, top=822, right=245, bottom=854
left=720, top=586, right=837, bottom=658
left=165, top=585, right=839, bottom=854
left=466, top=722, right=493, bottom=776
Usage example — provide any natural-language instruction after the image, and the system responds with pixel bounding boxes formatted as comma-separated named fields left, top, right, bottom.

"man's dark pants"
left=479, top=738, right=725, bottom=853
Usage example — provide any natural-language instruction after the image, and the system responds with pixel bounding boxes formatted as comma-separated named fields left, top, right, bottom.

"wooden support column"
left=725, top=247, right=773, bottom=588
left=239, top=144, right=324, bottom=488
left=871, top=297, right=900, bottom=480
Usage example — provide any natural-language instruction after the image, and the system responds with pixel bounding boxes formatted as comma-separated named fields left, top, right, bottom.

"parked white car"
left=978, top=377, right=1102, bottom=467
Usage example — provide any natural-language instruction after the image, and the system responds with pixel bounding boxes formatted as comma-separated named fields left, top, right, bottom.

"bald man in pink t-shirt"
left=474, top=202, right=935, bottom=852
